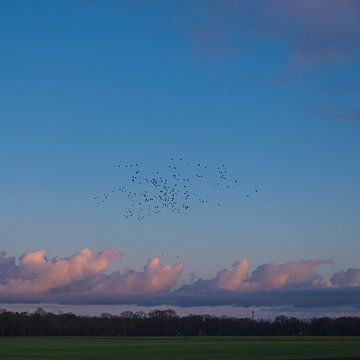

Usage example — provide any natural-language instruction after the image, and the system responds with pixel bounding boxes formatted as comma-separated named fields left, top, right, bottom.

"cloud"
left=1, top=248, right=122, bottom=294
left=0, top=249, right=359, bottom=309
left=329, top=108, right=360, bottom=122
left=331, top=268, right=360, bottom=287
left=0, top=252, right=17, bottom=283
left=210, top=259, right=331, bottom=291
left=92, top=257, right=185, bottom=294
left=211, top=258, right=251, bottom=291
left=171, top=0, right=360, bottom=64
left=276, top=0, right=360, bottom=65
left=166, top=287, right=360, bottom=309
left=0, top=249, right=184, bottom=297
left=248, top=260, right=331, bottom=290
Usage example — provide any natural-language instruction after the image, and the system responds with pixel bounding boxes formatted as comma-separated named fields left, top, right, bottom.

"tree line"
left=0, top=308, right=359, bottom=336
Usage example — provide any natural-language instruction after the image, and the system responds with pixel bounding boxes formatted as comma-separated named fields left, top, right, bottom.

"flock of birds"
left=94, top=158, right=258, bottom=221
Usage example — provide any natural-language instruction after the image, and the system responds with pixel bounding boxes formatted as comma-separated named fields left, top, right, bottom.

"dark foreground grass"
left=0, top=336, right=359, bottom=360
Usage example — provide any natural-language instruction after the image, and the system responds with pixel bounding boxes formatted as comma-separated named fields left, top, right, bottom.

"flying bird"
left=93, top=159, right=258, bottom=220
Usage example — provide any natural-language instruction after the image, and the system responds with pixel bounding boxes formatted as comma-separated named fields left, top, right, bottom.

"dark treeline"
left=1, top=308, right=360, bottom=336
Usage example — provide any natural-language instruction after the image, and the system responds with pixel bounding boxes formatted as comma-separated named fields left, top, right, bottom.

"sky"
left=1, top=0, right=360, bottom=316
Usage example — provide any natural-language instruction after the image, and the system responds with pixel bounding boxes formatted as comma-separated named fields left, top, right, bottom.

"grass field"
left=0, top=337, right=359, bottom=360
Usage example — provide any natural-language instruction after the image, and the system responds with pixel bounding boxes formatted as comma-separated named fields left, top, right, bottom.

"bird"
left=94, top=158, right=257, bottom=219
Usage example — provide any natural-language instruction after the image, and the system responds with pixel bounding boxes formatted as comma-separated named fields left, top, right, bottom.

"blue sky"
left=1, top=1, right=360, bottom=310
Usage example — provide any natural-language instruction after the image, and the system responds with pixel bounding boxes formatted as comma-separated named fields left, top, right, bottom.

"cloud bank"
left=0, top=249, right=360, bottom=308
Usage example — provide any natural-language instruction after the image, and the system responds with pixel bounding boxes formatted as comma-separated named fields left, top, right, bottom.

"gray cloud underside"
left=1, top=287, right=360, bottom=309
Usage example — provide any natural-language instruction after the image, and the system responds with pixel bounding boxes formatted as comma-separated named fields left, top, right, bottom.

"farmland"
left=0, top=336, right=359, bottom=360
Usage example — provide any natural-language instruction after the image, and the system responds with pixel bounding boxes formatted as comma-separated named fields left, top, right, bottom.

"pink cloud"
left=0, top=249, right=184, bottom=297
left=249, top=260, right=332, bottom=290
left=211, top=259, right=332, bottom=291
left=1, top=248, right=122, bottom=294
left=211, top=258, right=251, bottom=291
left=93, top=257, right=185, bottom=294
left=1, top=249, right=360, bottom=307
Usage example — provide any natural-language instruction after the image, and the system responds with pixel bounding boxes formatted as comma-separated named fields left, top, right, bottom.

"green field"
left=0, top=337, right=359, bottom=360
